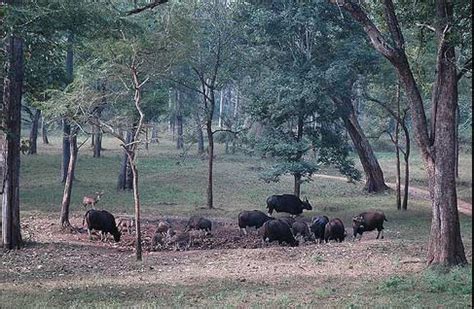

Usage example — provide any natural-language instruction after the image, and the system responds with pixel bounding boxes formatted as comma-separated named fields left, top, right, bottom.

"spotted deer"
left=82, top=191, right=104, bottom=209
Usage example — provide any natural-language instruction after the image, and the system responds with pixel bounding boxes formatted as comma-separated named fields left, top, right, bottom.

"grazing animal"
left=310, top=215, right=329, bottom=243
left=82, top=191, right=104, bottom=209
left=278, top=216, right=296, bottom=227
left=117, top=217, right=135, bottom=235
left=238, top=210, right=274, bottom=235
left=324, top=218, right=346, bottom=243
left=352, top=211, right=388, bottom=240
left=83, top=209, right=121, bottom=242
left=266, top=194, right=313, bottom=216
left=291, top=221, right=311, bottom=241
left=167, top=230, right=194, bottom=251
left=262, top=219, right=299, bottom=247
left=184, top=216, right=212, bottom=234
left=156, top=220, right=171, bottom=235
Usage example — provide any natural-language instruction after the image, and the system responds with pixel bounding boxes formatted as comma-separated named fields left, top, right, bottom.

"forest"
left=0, top=0, right=472, bottom=307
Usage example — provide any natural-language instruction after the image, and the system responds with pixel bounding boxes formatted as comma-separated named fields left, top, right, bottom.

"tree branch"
left=457, top=57, right=472, bottom=81
left=126, top=0, right=169, bottom=16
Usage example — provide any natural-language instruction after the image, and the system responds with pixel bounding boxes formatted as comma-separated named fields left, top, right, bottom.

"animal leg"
left=376, top=230, right=381, bottom=239
left=88, top=229, right=93, bottom=240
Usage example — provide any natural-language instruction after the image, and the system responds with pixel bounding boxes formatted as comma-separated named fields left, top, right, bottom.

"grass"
left=3, top=132, right=472, bottom=308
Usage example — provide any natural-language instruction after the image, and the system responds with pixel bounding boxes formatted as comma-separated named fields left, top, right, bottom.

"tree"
left=240, top=0, right=361, bottom=196
left=167, top=0, right=242, bottom=208
left=330, top=0, right=469, bottom=266
left=1, top=0, right=24, bottom=249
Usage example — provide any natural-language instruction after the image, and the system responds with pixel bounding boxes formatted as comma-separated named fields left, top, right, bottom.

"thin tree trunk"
left=60, top=129, right=78, bottom=228
left=293, top=113, right=304, bottom=198
left=218, top=89, right=224, bottom=128
left=117, top=131, right=132, bottom=191
left=61, top=119, right=71, bottom=183
left=395, top=85, right=401, bottom=210
left=195, top=111, right=205, bottom=154
left=151, top=122, right=158, bottom=143
left=454, top=105, right=459, bottom=178
left=41, top=116, right=49, bottom=144
left=207, top=123, right=214, bottom=209
left=129, top=158, right=142, bottom=260
left=61, top=32, right=74, bottom=183
left=28, top=109, right=41, bottom=155
left=176, top=91, right=184, bottom=150
left=2, top=31, right=24, bottom=250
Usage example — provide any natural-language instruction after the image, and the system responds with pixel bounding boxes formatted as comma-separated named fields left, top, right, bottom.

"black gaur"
left=278, top=216, right=296, bottom=227
left=310, top=215, right=329, bottom=244
left=262, top=219, right=299, bottom=247
left=83, top=209, right=121, bottom=242
left=291, top=221, right=312, bottom=241
left=184, top=216, right=212, bottom=234
left=352, top=211, right=387, bottom=240
left=266, top=194, right=313, bottom=216
left=324, top=218, right=346, bottom=243
left=238, top=210, right=274, bottom=235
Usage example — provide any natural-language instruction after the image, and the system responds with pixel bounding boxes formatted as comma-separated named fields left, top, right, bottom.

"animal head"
left=113, top=231, right=121, bottom=242
left=352, top=216, right=365, bottom=236
left=302, top=197, right=312, bottom=210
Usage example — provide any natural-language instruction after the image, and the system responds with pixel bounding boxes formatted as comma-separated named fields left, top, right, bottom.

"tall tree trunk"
left=176, top=90, right=184, bottom=150
left=151, top=122, right=158, bottom=144
left=60, top=129, right=78, bottom=228
left=61, top=119, right=71, bottom=183
left=335, top=96, right=389, bottom=193
left=331, top=0, right=467, bottom=266
left=117, top=131, right=133, bottom=191
left=454, top=106, right=459, bottom=178
left=28, top=109, right=41, bottom=155
left=206, top=123, right=214, bottom=209
left=426, top=33, right=465, bottom=266
left=129, top=157, right=142, bottom=260
left=195, top=111, right=205, bottom=154
left=93, top=130, right=102, bottom=158
left=61, top=32, right=74, bottom=183
left=2, top=30, right=24, bottom=250
left=293, top=114, right=304, bottom=198
left=394, top=85, right=401, bottom=210
left=41, top=116, right=49, bottom=144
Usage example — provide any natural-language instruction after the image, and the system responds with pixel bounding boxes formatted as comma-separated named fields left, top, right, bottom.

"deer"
left=82, top=191, right=104, bottom=209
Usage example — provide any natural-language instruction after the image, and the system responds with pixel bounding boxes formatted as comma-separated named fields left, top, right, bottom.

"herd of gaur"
left=82, top=193, right=387, bottom=249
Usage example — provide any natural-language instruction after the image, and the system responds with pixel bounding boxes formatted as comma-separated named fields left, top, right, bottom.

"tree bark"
left=41, top=116, right=49, bottom=144
left=176, top=91, right=184, bottom=150
left=117, top=131, right=133, bottom=191
left=28, top=109, right=41, bottom=155
left=61, top=119, right=71, bottom=183
left=129, top=156, right=142, bottom=260
left=61, top=32, right=74, bottom=182
left=293, top=114, right=304, bottom=198
left=334, top=95, right=389, bottom=193
left=93, top=130, right=102, bottom=158
left=2, top=32, right=24, bottom=250
left=195, top=110, right=205, bottom=154
left=59, top=129, right=78, bottom=229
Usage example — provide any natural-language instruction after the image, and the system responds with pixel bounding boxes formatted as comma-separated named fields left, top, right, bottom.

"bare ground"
left=1, top=214, right=429, bottom=295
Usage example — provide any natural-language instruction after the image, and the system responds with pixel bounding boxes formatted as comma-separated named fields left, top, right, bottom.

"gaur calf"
left=266, top=194, right=312, bottom=216
left=262, top=219, right=299, bottom=247
left=184, top=216, right=212, bottom=234
left=238, top=210, right=274, bottom=235
left=324, top=218, right=346, bottom=243
left=310, top=215, right=329, bottom=244
left=84, top=209, right=121, bottom=242
left=291, top=221, right=312, bottom=241
left=352, top=211, right=387, bottom=240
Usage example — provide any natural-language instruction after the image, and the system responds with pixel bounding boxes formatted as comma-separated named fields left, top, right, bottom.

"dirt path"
left=313, top=174, right=472, bottom=216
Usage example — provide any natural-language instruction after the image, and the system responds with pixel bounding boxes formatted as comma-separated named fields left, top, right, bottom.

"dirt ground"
left=1, top=213, right=429, bottom=289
